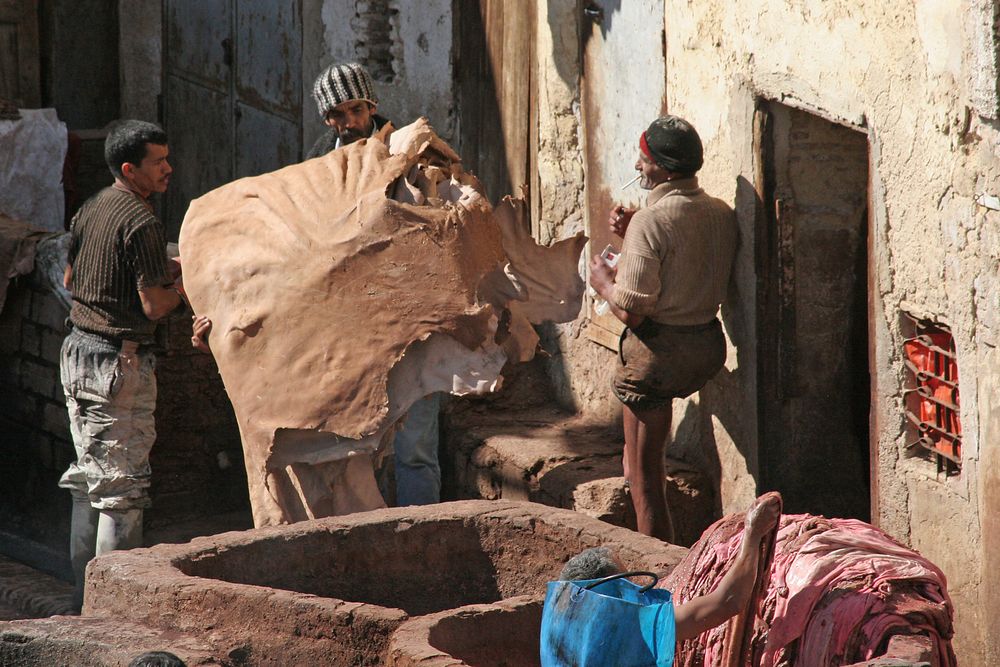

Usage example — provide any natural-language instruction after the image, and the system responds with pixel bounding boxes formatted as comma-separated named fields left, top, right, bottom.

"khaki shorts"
left=58, top=329, right=157, bottom=510
left=613, top=318, right=725, bottom=410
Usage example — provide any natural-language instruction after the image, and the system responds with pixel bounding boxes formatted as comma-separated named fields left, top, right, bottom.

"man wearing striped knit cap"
left=588, top=115, right=737, bottom=543
left=305, top=61, right=442, bottom=508
left=306, top=61, right=394, bottom=158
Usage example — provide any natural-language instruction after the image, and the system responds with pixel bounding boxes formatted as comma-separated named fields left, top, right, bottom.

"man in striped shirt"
left=59, top=120, right=183, bottom=610
left=589, top=115, right=737, bottom=542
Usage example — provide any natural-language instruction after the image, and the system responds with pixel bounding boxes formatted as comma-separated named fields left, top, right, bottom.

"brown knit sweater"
left=68, top=186, right=171, bottom=342
left=612, top=177, right=736, bottom=325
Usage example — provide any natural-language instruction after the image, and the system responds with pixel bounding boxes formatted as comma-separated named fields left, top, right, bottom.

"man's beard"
left=340, top=128, right=368, bottom=144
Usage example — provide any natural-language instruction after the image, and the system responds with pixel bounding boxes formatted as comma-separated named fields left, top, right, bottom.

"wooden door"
left=162, top=0, right=302, bottom=239
left=0, top=0, right=40, bottom=107
left=580, top=1, right=666, bottom=349
left=455, top=0, right=536, bottom=216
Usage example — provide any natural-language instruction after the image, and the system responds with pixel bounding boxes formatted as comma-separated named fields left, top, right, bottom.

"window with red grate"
left=902, top=315, right=961, bottom=474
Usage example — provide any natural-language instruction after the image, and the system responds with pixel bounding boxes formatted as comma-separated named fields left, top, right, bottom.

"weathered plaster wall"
left=120, top=2, right=454, bottom=161
left=535, top=0, right=585, bottom=247
left=532, top=0, right=614, bottom=420
left=660, top=0, right=1000, bottom=662
left=305, top=0, right=455, bottom=151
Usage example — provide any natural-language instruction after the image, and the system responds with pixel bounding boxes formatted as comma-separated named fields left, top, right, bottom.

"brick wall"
left=0, top=269, right=249, bottom=556
left=351, top=0, right=400, bottom=84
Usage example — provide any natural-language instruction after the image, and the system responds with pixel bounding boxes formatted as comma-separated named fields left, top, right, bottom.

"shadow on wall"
left=573, top=0, right=624, bottom=43
left=680, top=175, right=768, bottom=514
left=544, top=0, right=584, bottom=86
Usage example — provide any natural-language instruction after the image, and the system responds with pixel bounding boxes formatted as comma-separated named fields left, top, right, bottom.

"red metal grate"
left=902, top=316, right=961, bottom=474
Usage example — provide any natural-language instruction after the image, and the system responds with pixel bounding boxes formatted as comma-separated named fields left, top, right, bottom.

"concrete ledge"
left=443, top=405, right=717, bottom=545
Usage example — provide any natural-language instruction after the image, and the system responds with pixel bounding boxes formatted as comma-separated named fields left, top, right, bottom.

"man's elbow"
left=140, top=295, right=176, bottom=321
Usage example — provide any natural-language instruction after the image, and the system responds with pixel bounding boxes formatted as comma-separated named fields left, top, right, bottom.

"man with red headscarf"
left=589, top=115, right=737, bottom=542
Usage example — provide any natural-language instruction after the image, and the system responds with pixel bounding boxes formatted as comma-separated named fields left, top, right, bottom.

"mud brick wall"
left=0, top=270, right=248, bottom=556
left=0, top=279, right=74, bottom=551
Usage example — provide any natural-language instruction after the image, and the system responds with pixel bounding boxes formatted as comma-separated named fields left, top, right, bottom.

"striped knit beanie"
left=640, top=115, right=704, bottom=174
left=312, top=62, right=379, bottom=118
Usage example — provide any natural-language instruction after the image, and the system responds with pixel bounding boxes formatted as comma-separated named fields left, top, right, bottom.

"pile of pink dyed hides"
left=662, top=512, right=956, bottom=666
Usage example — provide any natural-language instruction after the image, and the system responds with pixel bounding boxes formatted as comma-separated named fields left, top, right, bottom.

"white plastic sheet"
left=0, top=108, right=67, bottom=232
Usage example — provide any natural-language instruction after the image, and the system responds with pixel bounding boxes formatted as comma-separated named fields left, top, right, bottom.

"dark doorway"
left=161, top=0, right=302, bottom=240
left=756, top=101, right=871, bottom=521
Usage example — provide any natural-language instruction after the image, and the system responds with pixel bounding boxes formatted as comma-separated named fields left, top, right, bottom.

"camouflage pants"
left=58, top=329, right=157, bottom=510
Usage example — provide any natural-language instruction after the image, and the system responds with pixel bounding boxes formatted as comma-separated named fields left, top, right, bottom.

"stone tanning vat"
left=78, top=501, right=684, bottom=665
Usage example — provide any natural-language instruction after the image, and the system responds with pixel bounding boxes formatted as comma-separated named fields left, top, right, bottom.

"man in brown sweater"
left=589, top=115, right=737, bottom=541
left=60, top=120, right=183, bottom=609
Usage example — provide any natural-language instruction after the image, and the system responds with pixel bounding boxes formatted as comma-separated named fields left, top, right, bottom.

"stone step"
left=0, top=616, right=221, bottom=666
left=442, top=404, right=717, bottom=546
left=0, top=555, right=74, bottom=620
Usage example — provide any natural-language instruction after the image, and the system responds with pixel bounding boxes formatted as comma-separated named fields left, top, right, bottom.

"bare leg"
left=622, top=406, right=639, bottom=480
left=623, top=402, right=673, bottom=542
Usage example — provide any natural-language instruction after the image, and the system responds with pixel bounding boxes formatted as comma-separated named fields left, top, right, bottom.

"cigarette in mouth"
left=620, top=174, right=641, bottom=190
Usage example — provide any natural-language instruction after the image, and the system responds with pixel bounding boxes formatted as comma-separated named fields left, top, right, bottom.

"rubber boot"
left=69, top=494, right=99, bottom=612
left=95, top=509, right=143, bottom=556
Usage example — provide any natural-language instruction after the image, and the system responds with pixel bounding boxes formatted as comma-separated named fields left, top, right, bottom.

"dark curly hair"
left=104, top=120, right=168, bottom=180
left=127, top=651, right=186, bottom=667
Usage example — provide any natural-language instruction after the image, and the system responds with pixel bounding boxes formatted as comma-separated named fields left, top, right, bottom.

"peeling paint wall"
left=535, top=0, right=585, bottom=246
left=119, top=2, right=454, bottom=162
left=651, top=0, right=1000, bottom=662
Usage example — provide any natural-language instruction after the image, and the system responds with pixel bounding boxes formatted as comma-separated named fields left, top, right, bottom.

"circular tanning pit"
left=177, top=511, right=578, bottom=616
left=388, top=596, right=542, bottom=667
left=85, top=501, right=685, bottom=665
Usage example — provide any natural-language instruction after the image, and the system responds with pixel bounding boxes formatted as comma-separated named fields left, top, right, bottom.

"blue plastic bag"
left=540, top=571, right=676, bottom=667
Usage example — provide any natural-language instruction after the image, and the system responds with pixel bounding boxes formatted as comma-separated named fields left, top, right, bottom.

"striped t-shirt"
left=68, top=186, right=171, bottom=342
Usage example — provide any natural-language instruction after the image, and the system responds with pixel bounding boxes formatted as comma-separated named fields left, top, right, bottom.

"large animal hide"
left=179, top=119, right=586, bottom=526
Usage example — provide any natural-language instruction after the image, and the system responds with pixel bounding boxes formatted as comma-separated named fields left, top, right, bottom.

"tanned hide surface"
left=179, top=119, right=585, bottom=526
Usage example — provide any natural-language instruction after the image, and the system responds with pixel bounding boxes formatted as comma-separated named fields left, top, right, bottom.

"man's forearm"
left=595, top=282, right=645, bottom=329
